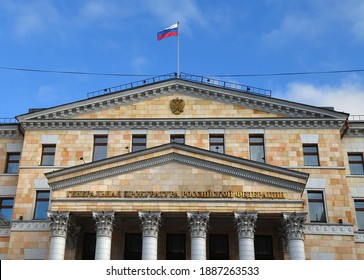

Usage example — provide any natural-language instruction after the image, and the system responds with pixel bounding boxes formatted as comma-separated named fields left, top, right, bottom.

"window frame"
left=124, top=233, right=142, bottom=260
left=170, top=134, right=185, bottom=144
left=92, top=135, right=108, bottom=161
left=354, top=200, right=364, bottom=231
left=33, top=190, right=50, bottom=220
left=208, top=234, right=229, bottom=260
left=303, top=144, right=320, bottom=166
left=132, top=135, right=147, bottom=152
left=5, top=152, right=21, bottom=174
left=307, top=190, right=327, bottom=223
left=166, top=233, right=186, bottom=260
left=348, top=153, right=364, bottom=175
left=41, top=144, right=56, bottom=166
left=249, top=134, right=266, bottom=163
left=0, top=197, right=14, bottom=221
left=209, top=134, right=225, bottom=154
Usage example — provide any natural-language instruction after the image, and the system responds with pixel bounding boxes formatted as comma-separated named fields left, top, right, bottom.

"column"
left=234, top=212, right=257, bottom=260
left=282, top=212, right=307, bottom=260
left=93, top=211, right=115, bottom=260
left=47, top=211, right=70, bottom=260
left=138, top=211, right=161, bottom=260
left=187, top=212, right=209, bottom=260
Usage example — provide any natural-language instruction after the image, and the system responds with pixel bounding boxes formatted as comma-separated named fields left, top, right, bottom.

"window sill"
left=346, top=175, right=364, bottom=178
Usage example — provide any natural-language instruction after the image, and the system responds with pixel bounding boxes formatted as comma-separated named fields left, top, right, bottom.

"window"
left=5, top=152, right=20, bottom=174
left=41, top=145, right=56, bottom=166
left=124, top=233, right=142, bottom=260
left=209, top=134, right=224, bottom=153
left=354, top=200, right=364, bottom=231
left=303, top=144, right=320, bottom=166
left=249, top=135, right=265, bottom=163
left=93, top=135, right=108, bottom=161
left=254, top=235, right=274, bottom=260
left=166, top=234, right=186, bottom=260
left=82, top=233, right=96, bottom=260
left=209, top=234, right=229, bottom=260
left=170, top=134, right=185, bottom=144
left=307, top=191, right=327, bottom=222
left=0, top=198, right=14, bottom=221
left=132, top=135, right=146, bottom=152
left=34, top=191, right=50, bottom=220
left=348, top=153, right=364, bottom=175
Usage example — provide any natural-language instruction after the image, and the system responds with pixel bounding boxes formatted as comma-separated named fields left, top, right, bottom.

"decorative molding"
left=47, top=211, right=70, bottom=238
left=138, top=211, right=161, bottom=238
left=48, top=153, right=307, bottom=192
left=93, top=211, right=115, bottom=237
left=187, top=212, right=209, bottom=239
left=0, top=226, right=11, bottom=236
left=234, top=212, right=258, bottom=239
left=354, top=232, right=364, bottom=243
left=304, top=223, right=354, bottom=236
left=282, top=212, right=308, bottom=240
left=11, top=220, right=51, bottom=231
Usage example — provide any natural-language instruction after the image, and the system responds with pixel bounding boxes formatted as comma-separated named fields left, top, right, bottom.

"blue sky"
left=1, top=0, right=364, bottom=118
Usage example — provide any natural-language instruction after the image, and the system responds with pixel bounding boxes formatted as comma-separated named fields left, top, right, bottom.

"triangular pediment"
left=17, top=76, right=348, bottom=123
left=46, top=143, right=308, bottom=193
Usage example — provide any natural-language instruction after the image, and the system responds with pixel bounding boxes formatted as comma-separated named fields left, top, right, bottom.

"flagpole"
left=177, top=21, right=180, bottom=78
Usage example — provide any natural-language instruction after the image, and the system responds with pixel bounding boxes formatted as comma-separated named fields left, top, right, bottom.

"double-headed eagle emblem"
left=170, top=97, right=185, bottom=115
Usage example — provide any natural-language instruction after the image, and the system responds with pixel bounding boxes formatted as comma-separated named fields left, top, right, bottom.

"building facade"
left=0, top=73, right=363, bottom=260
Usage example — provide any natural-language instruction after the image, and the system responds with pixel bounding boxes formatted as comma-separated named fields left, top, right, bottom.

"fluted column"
left=282, top=212, right=307, bottom=260
left=138, top=211, right=161, bottom=260
left=93, top=211, right=115, bottom=260
left=234, top=212, right=257, bottom=260
left=187, top=212, right=209, bottom=260
left=47, top=211, right=70, bottom=260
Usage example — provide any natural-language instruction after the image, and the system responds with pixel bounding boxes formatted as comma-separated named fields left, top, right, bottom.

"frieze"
left=304, top=223, right=354, bottom=236
left=354, top=232, right=364, bottom=243
left=0, top=226, right=11, bottom=236
left=11, top=220, right=51, bottom=231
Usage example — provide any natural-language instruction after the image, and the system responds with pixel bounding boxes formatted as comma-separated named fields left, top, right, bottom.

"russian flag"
left=157, top=23, right=178, bottom=41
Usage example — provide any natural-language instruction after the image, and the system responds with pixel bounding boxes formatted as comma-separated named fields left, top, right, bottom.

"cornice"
left=0, top=124, right=22, bottom=138
left=18, top=117, right=347, bottom=131
left=304, top=223, right=354, bottom=236
left=11, top=220, right=50, bottom=231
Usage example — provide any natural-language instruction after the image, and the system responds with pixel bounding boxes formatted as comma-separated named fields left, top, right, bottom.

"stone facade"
left=0, top=76, right=363, bottom=260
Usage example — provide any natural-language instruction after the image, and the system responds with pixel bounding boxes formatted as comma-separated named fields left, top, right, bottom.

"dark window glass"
left=170, top=134, right=185, bottom=144
left=82, top=233, right=96, bottom=260
left=307, top=191, right=326, bottom=222
left=93, top=135, right=108, bottom=161
left=5, top=152, right=20, bottom=174
left=132, top=135, right=147, bottom=152
left=355, top=200, right=364, bottom=231
left=209, top=234, right=229, bottom=260
left=41, top=145, right=56, bottom=166
left=249, top=135, right=265, bottom=163
left=0, top=198, right=14, bottom=221
left=348, top=153, right=364, bottom=175
left=124, top=233, right=142, bottom=260
left=166, top=234, right=186, bottom=260
left=209, top=134, right=224, bottom=154
left=254, top=235, right=273, bottom=260
left=303, top=144, right=320, bottom=166
left=34, top=191, right=50, bottom=220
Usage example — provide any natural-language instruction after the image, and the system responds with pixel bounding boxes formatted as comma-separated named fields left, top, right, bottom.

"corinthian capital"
left=93, top=211, right=115, bottom=237
left=234, top=212, right=258, bottom=239
left=47, top=211, right=70, bottom=238
left=282, top=212, right=307, bottom=240
left=138, top=211, right=161, bottom=238
left=187, top=212, right=209, bottom=238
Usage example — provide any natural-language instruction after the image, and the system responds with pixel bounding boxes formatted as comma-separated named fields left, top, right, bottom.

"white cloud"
left=277, top=79, right=364, bottom=115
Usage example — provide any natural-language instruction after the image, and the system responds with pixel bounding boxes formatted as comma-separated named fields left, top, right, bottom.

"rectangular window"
left=166, top=234, right=186, bottom=260
left=170, top=134, right=185, bottom=144
left=303, top=144, right=320, bottom=166
left=34, top=191, right=50, bottom=220
left=348, top=153, right=364, bottom=175
left=209, top=234, right=229, bottom=260
left=209, top=134, right=224, bottom=154
left=93, top=135, right=108, bottom=161
left=354, top=200, right=364, bottom=231
left=124, top=233, right=142, bottom=260
left=132, top=135, right=147, bottom=152
left=249, top=135, right=265, bottom=163
left=307, top=191, right=327, bottom=222
left=0, top=198, right=14, bottom=221
left=5, top=152, right=20, bottom=174
left=254, top=235, right=274, bottom=260
left=41, top=145, right=56, bottom=166
left=82, top=233, right=96, bottom=260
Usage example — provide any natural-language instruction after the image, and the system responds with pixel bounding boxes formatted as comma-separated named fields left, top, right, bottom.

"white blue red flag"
left=157, top=23, right=178, bottom=41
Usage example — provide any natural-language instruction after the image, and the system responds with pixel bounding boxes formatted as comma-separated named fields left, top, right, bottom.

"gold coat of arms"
left=170, top=97, right=185, bottom=115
